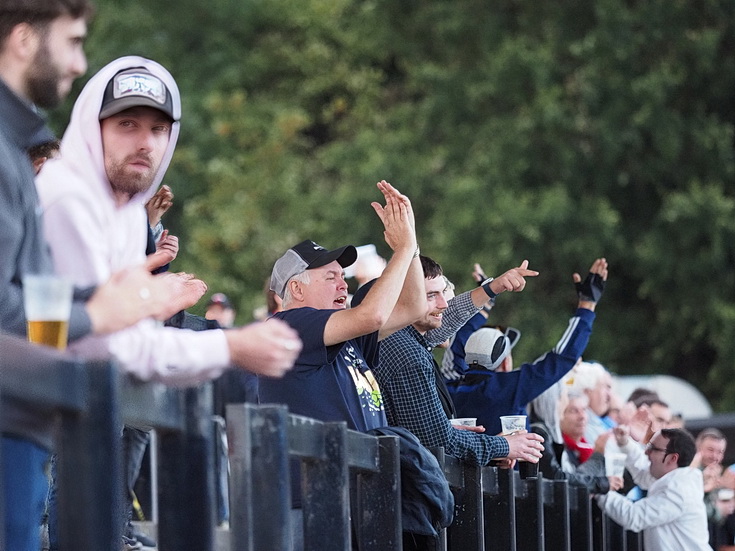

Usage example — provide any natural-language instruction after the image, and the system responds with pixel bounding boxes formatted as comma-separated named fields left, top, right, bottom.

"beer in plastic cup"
left=23, top=275, right=72, bottom=350
left=499, top=415, right=527, bottom=435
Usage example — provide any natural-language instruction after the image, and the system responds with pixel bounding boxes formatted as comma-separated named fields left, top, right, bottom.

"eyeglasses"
left=645, top=442, right=668, bottom=455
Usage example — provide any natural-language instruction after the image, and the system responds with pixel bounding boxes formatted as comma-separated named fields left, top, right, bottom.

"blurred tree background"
left=47, top=0, right=735, bottom=409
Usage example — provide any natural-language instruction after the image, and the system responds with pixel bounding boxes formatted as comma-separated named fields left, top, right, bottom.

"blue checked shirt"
left=376, top=291, right=510, bottom=464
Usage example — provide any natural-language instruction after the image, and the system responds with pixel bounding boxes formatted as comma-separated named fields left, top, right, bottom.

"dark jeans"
left=2, top=435, right=50, bottom=551
left=122, top=425, right=150, bottom=530
left=47, top=425, right=149, bottom=550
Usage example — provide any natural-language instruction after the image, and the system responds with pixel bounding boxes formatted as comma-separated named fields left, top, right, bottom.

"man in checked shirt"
left=375, top=255, right=545, bottom=465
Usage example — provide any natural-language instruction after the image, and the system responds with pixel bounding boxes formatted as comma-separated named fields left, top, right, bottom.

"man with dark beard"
left=0, top=3, right=175, bottom=550
left=0, top=5, right=90, bottom=549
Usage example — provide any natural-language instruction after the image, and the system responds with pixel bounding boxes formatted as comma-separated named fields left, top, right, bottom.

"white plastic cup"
left=499, top=415, right=527, bottom=435
left=605, top=452, right=627, bottom=478
left=450, top=418, right=477, bottom=427
left=22, top=275, right=73, bottom=350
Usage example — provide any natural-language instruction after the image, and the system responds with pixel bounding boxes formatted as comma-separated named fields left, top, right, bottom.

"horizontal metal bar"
left=346, top=430, right=380, bottom=472
left=119, top=377, right=185, bottom=431
left=288, top=413, right=327, bottom=460
left=0, top=333, right=87, bottom=412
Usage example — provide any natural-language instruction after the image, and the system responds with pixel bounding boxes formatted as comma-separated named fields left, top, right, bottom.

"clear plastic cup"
left=605, top=452, right=627, bottom=478
left=23, top=275, right=72, bottom=350
left=499, top=415, right=527, bottom=435
left=450, top=418, right=477, bottom=427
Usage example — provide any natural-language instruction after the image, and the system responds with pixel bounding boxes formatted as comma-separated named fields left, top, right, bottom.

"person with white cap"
left=447, top=257, right=608, bottom=436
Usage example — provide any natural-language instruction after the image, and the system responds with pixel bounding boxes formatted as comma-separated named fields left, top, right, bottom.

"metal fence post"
left=591, top=498, right=607, bottom=551
left=239, top=404, right=291, bottom=551
left=353, top=434, right=402, bottom=550
left=626, top=528, right=643, bottom=551
left=568, top=485, right=593, bottom=551
left=447, top=460, right=483, bottom=550
left=482, top=466, right=516, bottom=551
left=605, top=514, right=627, bottom=551
left=57, top=360, right=121, bottom=551
left=302, top=422, right=350, bottom=551
left=157, top=384, right=215, bottom=551
left=542, top=479, right=571, bottom=551
left=226, top=403, right=254, bottom=551
left=514, top=472, right=544, bottom=551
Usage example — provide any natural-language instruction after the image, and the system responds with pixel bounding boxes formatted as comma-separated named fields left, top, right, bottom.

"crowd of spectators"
left=2, top=2, right=733, bottom=551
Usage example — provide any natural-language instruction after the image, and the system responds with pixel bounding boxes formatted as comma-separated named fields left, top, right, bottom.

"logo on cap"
left=114, top=73, right=166, bottom=105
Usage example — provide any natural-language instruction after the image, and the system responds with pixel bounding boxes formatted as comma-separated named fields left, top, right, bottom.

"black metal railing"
left=1, top=332, right=644, bottom=551
left=0, top=333, right=216, bottom=551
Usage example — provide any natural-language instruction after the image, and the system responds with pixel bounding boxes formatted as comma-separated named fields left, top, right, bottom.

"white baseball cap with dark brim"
left=464, top=326, right=521, bottom=371
left=99, top=67, right=177, bottom=121
left=270, top=240, right=357, bottom=298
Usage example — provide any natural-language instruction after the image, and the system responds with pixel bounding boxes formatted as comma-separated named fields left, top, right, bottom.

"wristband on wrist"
left=481, top=278, right=498, bottom=300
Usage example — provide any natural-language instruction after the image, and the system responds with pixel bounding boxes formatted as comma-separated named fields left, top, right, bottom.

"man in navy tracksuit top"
left=447, top=258, right=608, bottom=436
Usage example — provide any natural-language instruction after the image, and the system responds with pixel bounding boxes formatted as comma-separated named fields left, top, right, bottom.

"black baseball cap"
left=99, top=67, right=176, bottom=121
left=270, top=240, right=357, bottom=298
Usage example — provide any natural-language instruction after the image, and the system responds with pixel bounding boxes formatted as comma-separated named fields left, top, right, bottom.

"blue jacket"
left=368, top=426, right=454, bottom=537
left=447, top=308, right=595, bottom=435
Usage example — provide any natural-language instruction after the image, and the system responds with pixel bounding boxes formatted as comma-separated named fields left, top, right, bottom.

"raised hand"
left=472, top=263, right=487, bottom=284
left=573, top=257, right=608, bottom=304
left=487, top=260, right=539, bottom=296
left=370, top=180, right=417, bottom=255
left=145, top=184, right=174, bottom=228
left=144, top=229, right=179, bottom=272
left=614, top=425, right=631, bottom=447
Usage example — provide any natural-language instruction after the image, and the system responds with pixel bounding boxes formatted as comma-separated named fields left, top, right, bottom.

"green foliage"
left=60, top=0, right=735, bottom=409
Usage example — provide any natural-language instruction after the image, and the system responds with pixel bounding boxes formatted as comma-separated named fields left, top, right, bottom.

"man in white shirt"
left=596, top=427, right=712, bottom=551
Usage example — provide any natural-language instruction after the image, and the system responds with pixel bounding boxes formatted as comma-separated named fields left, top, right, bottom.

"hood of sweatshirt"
left=60, top=55, right=179, bottom=206
left=36, top=56, right=181, bottom=284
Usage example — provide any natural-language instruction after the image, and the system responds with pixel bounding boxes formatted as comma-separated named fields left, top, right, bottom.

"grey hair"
left=281, top=270, right=311, bottom=308
left=529, top=381, right=565, bottom=444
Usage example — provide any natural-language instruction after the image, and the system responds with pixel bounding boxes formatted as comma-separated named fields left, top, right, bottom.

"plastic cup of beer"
left=499, top=415, right=539, bottom=479
left=499, top=415, right=527, bottom=435
left=450, top=418, right=477, bottom=427
left=605, top=452, right=627, bottom=478
left=23, top=275, right=73, bottom=350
